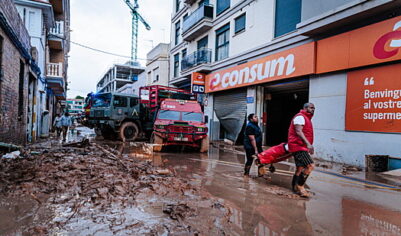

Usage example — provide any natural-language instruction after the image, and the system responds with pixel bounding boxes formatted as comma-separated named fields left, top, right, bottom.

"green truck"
left=88, top=92, right=145, bottom=141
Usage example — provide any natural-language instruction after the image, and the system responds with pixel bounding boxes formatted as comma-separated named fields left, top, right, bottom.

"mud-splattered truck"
left=150, top=99, right=209, bottom=153
left=87, top=86, right=209, bottom=152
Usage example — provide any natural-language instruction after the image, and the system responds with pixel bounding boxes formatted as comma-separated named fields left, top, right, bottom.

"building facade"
left=96, top=62, right=145, bottom=95
left=13, top=0, right=70, bottom=141
left=170, top=0, right=401, bottom=167
left=0, top=0, right=32, bottom=144
left=145, top=43, right=170, bottom=86
left=67, top=98, right=84, bottom=115
left=46, top=0, right=70, bottom=123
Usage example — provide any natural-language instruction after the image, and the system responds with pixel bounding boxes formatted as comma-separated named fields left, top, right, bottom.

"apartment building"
left=170, top=0, right=401, bottom=167
left=67, top=98, right=84, bottom=115
left=96, top=62, right=145, bottom=95
left=145, top=43, right=170, bottom=86
left=14, top=0, right=70, bottom=141
left=0, top=0, right=32, bottom=144
left=46, top=0, right=70, bottom=118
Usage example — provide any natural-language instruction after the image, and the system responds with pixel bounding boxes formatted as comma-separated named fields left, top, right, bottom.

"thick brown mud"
left=1, top=127, right=401, bottom=235
left=0, top=139, right=233, bottom=235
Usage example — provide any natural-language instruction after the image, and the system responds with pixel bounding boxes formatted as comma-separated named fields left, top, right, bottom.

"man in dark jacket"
left=243, top=113, right=263, bottom=176
left=288, top=103, right=315, bottom=197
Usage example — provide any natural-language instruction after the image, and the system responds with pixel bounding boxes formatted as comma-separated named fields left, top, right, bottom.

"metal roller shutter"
left=214, top=89, right=247, bottom=142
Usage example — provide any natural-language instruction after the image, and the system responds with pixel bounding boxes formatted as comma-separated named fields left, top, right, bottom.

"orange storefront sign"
left=191, top=72, right=206, bottom=93
left=205, top=42, right=315, bottom=93
left=346, top=63, right=401, bottom=133
left=318, top=15, right=401, bottom=73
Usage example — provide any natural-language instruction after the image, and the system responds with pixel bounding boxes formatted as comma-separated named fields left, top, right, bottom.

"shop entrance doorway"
left=264, top=79, right=309, bottom=146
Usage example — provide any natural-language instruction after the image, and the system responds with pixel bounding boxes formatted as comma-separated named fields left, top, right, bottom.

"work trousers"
left=245, top=146, right=263, bottom=167
left=62, top=126, right=69, bottom=141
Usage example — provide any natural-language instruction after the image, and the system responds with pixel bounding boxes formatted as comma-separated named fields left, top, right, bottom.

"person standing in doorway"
left=61, top=112, right=72, bottom=142
left=288, top=103, right=315, bottom=197
left=243, top=113, right=263, bottom=176
left=53, top=114, right=62, bottom=138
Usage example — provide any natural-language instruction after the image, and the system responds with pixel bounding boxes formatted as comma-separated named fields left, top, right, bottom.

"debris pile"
left=0, top=140, right=232, bottom=235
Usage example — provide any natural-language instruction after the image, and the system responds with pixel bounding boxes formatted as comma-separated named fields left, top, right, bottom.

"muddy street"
left=1, top=127, right=401, bottom=235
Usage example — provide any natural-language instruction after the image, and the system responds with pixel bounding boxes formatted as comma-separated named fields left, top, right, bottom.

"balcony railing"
left=181, top=48, right=212, bottom=71
left=47, top=62, right=63, bottom=77
left=182, top=4, right=213, bottom=33
left=184, top=0, right=197, bottom=5
left=50, top=21, right=64, bottom=37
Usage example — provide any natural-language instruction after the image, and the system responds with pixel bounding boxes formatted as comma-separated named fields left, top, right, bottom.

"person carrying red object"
left=288, top=103, right=316, bottom=197
left=243, top=113, right=263, bottom=176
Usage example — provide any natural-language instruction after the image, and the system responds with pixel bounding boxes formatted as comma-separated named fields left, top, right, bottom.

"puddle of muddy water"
left=0, top=195, right=53, bottom=235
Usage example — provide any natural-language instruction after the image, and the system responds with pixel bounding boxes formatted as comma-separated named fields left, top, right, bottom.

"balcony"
left=48, top=21, right=64, bottom=49
left=46, top=62, right=65, bottom=97
left=182, top=4, right=213, bottom=41
left=181, top=48, right=212, bottom=72
left=47, top=62, right=63, bottom=77
left=184, top=0, right=197, bottom=5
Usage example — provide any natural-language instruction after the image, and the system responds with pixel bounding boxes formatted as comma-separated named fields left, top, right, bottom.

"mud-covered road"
left=1, top=126, right=401, bottom=235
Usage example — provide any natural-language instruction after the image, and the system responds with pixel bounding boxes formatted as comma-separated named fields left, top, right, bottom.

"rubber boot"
left=244, top=166, right=251, bottom=176
left=296, top=173, right=310, bottom=198
left=298, top=173, right=309, bottom=186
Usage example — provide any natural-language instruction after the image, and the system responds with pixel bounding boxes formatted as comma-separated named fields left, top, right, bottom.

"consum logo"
left=373, top=20, right=401, bottom=59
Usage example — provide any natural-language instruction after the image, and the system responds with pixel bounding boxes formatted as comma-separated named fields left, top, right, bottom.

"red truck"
left=139, top=86, right=209, bottom=152
left=151, top=99, right=209, bottom=152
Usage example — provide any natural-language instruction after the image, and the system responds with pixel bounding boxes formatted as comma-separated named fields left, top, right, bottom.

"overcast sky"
left=67, top=0, right=172, bottom=98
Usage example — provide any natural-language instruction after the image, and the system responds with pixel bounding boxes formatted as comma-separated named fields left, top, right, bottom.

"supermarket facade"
left=202, top=14, right=401, bottom=167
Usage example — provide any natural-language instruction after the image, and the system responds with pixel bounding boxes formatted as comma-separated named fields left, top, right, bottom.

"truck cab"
left=89, top=92, right=141, bottom=140
left=152, top=99, right=209, bottom=152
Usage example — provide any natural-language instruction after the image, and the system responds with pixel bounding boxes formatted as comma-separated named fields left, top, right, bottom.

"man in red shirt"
left=288, top=103, right=315, bottom=197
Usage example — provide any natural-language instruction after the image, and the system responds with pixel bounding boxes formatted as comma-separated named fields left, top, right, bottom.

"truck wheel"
left=119, top=122, right=139, bottom=142
left=151, top=133, right=163, bottom=152
left=200, top=136, right=209, bottom=153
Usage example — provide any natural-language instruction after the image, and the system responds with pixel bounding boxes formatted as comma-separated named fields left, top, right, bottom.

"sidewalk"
left=211, top=141, right=401, bottom=189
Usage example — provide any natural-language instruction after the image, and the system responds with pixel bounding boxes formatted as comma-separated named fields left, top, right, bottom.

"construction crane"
left=124, top=0, right=151, bottom=64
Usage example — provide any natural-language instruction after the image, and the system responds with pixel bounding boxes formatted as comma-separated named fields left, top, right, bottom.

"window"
left=197, top=36, right=208, bottom=50
left=235, top=14, right=246, bottom=33
left=175, top=21, right=181, bottom=46
left=176, top=0, right=181, bottom=12
left=130, top=97, right=138, bottom=107
left=92, top=93, right=111, bottom=107
left=274, top=0, right=302, bottom=37
left=113, top=96, right=127, bottom=107
left=182, top=49, right=187, bottom=59
left=147, top=71, right=151, bottom=84
left=215, top=24, right=230, bottom=61
left=18, top=60, right=24, bottom=118
left=216, top=0, right=230, bottom=15
left=174, top=53, right=179, bottom=77
left=199, top=0, right=209, bottom=7
left=158, top=110, right=181, bottom=120
left=182, top=112, right=203, bottom=122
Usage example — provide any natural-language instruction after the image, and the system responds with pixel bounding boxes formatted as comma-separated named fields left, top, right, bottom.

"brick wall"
left=0, top=0, right=31, bottom=53
left=0, top=27, right=28, bottom=145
